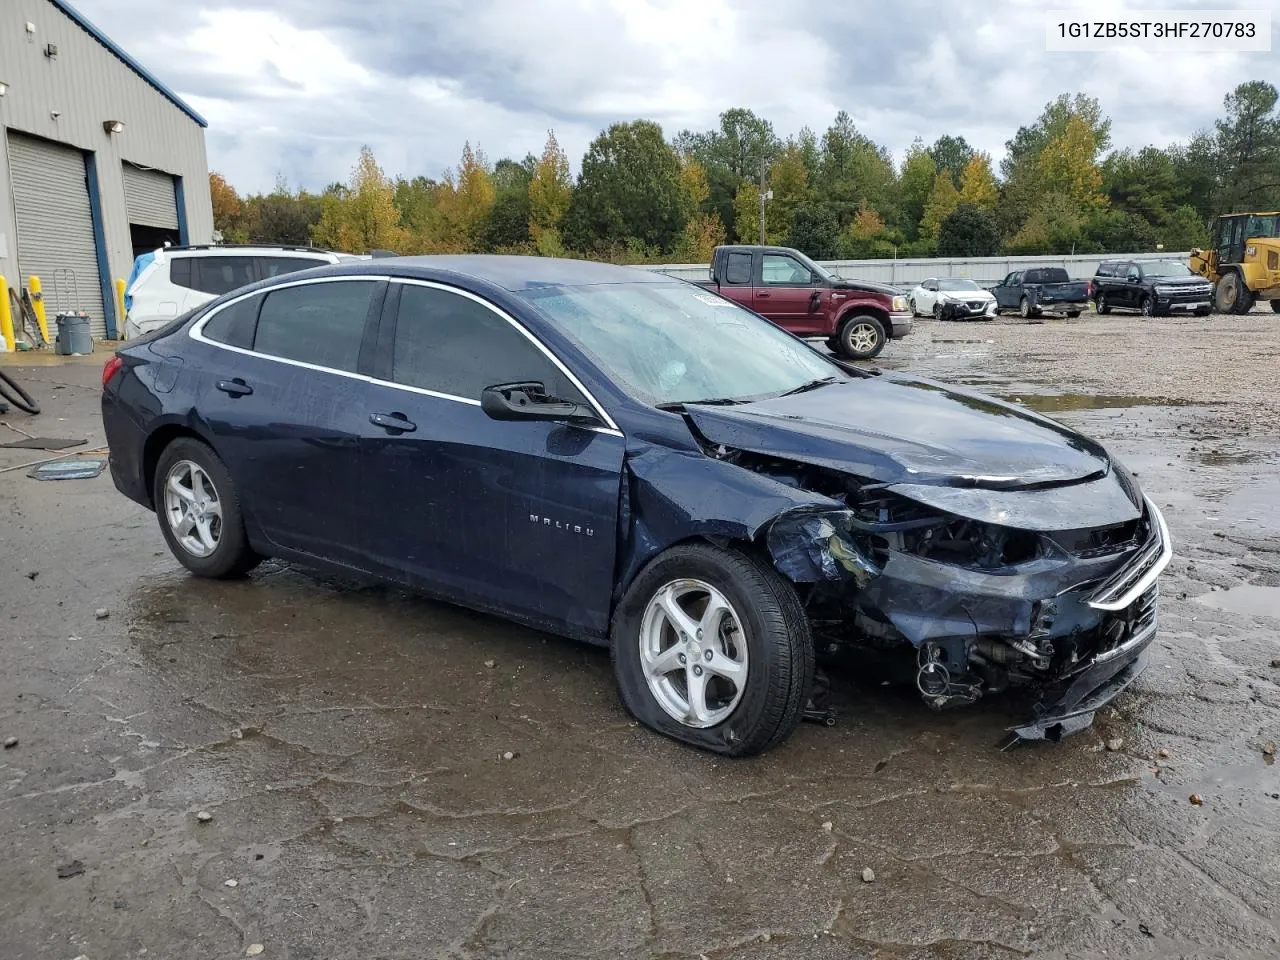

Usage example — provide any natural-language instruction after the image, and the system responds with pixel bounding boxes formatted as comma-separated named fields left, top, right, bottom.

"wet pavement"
left=2, top=311, right=1279, bottom=959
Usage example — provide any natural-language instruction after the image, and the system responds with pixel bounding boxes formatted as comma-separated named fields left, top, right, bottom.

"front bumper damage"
left=764, top=490, right=1172, bottom=744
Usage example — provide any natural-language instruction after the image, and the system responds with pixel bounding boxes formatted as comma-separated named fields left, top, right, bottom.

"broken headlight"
left=766, top=508, right=880, bottom=586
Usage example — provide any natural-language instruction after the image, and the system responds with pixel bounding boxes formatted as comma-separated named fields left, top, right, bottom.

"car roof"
left=163, top=245, right=339, bottom=259
left=314, top=255, right=672, bottom=291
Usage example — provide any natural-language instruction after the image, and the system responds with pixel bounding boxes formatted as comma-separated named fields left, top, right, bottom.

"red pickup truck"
left=694, top=245, right=913, bottom=360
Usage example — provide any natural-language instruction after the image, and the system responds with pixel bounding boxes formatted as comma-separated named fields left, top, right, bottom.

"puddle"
left=1198, top=450, right=1263, bottom=467
left=999, top=393, right=1198, bottom=413
left=1196, top=584, right=1280, bottom=618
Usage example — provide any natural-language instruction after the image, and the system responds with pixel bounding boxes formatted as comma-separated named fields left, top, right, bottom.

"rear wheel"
left=611, top=543, right=814, bottom=756
left=1019, top=296, right=1040, bottom=319
left=835, top=313, right=887, bottom=360
left=154, top=437, right=261, bottom=578
left=908, top=297, right=918, bottom=317
left=1096, top=293, right=1112, bottom=315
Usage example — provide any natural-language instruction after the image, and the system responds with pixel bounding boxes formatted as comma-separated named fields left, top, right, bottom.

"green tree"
left=897, top=141, right=937, bottom=241
left=787, top=203, right=839, bottom=259
left=819, top=111, right=898, bottom=219
left=928, top=135, right=974, bottom=189
left=733, top=180, right=764, bottom=244
left=528, top=130, right=573, bottom=251
left=1002, top=93, right=1112, bottom=179
left=675, top=108, right=779, bottom=240
left=936, top=203, right=1000, bottom=257
left=1006, top=193, right=1085, bottom=254
left=1157, top=205, right=1210, bottom=250
left=1081, top=208, right=1156, bottom=253
left=919, top=171, right=960, bottom=244
left=1037, top=115, right=1106, bottom=212
left=1167, top=132, right=1218, bottom=221
left=482, top=190, right=532, bottom=250
left=311, top=146, right=406, bottom=253
left=562, top=120, right=686, bottom=253
left=1214, top=80, right=1280, bottom=212
left=957, top=153, right=999, bottom=210
left=493, top=157, right=533, bottom=193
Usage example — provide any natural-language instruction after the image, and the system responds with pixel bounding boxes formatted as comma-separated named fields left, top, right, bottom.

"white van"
left=123, top=245, right=361, bottom=339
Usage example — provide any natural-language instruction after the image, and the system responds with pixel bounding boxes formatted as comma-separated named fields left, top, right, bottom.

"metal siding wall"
left=0, top=0, right=211, bottom=312
left=639, top=252, right=1194, bottom=287
left=6, top=132, right=108, bottom=335
left=122, top=163, right=178, bottom=228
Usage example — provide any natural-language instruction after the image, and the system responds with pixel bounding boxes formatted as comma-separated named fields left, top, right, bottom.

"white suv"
left=123, top=245, right=361, bottom=339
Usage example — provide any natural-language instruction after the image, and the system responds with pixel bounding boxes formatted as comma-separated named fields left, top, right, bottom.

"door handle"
left=756, top=291, right=771, bottom=298
left=216, top=378, right=253, bottom=397
left=369, top=412, right=417, bottom=433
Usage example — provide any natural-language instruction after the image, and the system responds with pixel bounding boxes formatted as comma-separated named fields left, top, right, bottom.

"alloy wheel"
left=639, top=579, right=749, bottom=728
left=163, top=460, right=223, bottom=558
left=847, top=322, right=880, bottom=354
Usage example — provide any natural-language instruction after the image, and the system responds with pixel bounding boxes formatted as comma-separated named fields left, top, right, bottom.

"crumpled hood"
left=684, top=372, right=1112, bottom=490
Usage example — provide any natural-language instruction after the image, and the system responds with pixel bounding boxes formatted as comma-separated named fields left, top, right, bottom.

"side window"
left=256, top=256, right=326, bottom=280
left=923, top=280, right=937, bottom=291
left=724, top=252, right=752, bottom=285
left=253, top=280, right=376, bottom=373
left=1007, top=272, right=1022, bottom=286
left=192, top=257, right=258, bottom=295
left=1126, top=264, right=1142, bottom=281
left=169, top=257, right=193, bottom=289
left=761, top=255, right=810, bottom=285
left=1024, top=269, right=1042, bottom=284
left=201, top=295, right=261, bottom=349
left=390, top=284, right=583, bottom=403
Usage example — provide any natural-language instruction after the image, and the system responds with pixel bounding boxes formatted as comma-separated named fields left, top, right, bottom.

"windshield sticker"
left=691, top=293, right=736, bottom=308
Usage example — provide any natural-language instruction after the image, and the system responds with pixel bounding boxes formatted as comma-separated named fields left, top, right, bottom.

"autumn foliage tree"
left=311, top=147, right=407, bottom=253
left=528, top=130, right=573, bottom=255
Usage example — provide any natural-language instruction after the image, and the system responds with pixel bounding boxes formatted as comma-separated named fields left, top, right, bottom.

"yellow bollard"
left=0, top=277, right=15, bottom=352
left=27, top=275, right=51, bottom=345
left=115, top=278, right=127, bottom=339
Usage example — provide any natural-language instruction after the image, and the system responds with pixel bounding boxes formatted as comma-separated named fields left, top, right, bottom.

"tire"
left=932, top=301, right=943, bottom=321
left=835, top=313, right=887, bottom=360
left=1215, top=271, right=1256, bottom=314
left=1019, top=296, right=1039, bottom=319
left=1139, top=296, right=1154, bottom=317
left=154, top=437, right=261, bottom=579
left=611, top=543, right=814, bottom=756
left=908, top=298, right=917, bottom=317
left=1196, top=307, right=1212, bottom=317
left=1066, top=310, right=1081, bottom=319
left=1096, top=294, right=1111, bottom=315
left=1271, top=300, right=1280, bottom=314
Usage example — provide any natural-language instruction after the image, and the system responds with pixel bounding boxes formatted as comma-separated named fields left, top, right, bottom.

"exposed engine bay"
left=680, top=382, right=1173, bottom=745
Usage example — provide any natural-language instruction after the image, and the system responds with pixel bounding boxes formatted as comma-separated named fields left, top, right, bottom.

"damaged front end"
left=720, top=444, right=1172, bottom=744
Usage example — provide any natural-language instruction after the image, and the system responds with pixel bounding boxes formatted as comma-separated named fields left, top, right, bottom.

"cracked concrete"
left=2, top=313, right=1279, bottom=959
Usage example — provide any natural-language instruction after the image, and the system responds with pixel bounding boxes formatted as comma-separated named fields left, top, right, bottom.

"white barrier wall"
left=637, top=251, right=1193, bottom=289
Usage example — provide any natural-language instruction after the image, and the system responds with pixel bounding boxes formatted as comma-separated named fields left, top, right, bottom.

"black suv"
left=1092, top=259, right=1213, bottom=317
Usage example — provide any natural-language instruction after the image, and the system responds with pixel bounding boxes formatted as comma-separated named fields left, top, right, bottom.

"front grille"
left=965, top=300, right=987, bottom=310
left=1093, top=585, right=1158, bottom=661
left=1086, top=498, right=1170, bottom=610
left=1162, top=287, right=1212, bottom=302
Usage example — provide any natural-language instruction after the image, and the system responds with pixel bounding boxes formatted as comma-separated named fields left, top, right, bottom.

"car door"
left=916, top=279, right=939, bottom=313
left=1121, top=263, right=1142, bottom=308
left=995, top=273, right=1020, bottom=310
left=192, top=276, right=385, bottom=567
left=755, top=253, right=822, bottom=333
left=357, top=279, right=626, bottom=638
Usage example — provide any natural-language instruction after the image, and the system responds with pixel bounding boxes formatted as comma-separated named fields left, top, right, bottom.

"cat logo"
left=529, top=514, right=594, bottom=537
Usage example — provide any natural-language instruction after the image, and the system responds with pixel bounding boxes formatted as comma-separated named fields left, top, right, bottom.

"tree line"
left=209, top=80, right=1280, bottom=263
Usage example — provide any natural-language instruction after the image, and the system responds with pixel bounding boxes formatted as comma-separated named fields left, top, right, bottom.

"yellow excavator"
left=1189, top=212, right=1280, bottom=314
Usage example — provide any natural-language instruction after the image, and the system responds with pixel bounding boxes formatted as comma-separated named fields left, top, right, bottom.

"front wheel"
left=908, top=297, right=918, bottom=317
left=1215, top=271, right=1256, bottom=314
left=611, top=544, right=814, bottom=756
left=835, top=314, right=887, bottom=360
left=154, top=437, right=261, bottom=579
left=1140, top=295, right=1154, bottom=317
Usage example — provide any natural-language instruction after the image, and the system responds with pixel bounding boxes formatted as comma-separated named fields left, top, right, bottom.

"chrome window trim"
left=387, top=277, right=620, bottom=433
left=188, top=274, right=623, bottom=437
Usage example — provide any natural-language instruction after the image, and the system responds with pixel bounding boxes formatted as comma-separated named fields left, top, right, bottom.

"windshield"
left=938, top=279, right=980, bottom=291
left=1142, top=260, right=1194, bottom=278
left=517, top=281, right=846, bottom=406
left=1245, top=215, right=1280, bottom=238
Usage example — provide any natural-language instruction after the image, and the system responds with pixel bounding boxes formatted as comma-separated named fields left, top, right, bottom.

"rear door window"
left=191, top=257, right=258, bottom=295
left=389, top=283, right=582, bottom=403
left=255, top=256, right=327, bottom=280
left=724, top=252, right=752, bottom=285
left=252, top=280, right=379, bottom=373
left=202, top=295, right=261, bottom=349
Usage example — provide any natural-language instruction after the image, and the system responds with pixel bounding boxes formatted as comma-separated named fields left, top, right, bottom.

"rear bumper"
left=888, top=313, right=913, bottom=338
left=1037, top=301, right=1087, bottom=316
left=101, top=390, right=153, bottom=509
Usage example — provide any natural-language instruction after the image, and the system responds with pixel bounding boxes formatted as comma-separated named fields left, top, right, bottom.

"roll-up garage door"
left=7, top=132, right=108, bottom=337
left=122, top=163, right=178, bottom=229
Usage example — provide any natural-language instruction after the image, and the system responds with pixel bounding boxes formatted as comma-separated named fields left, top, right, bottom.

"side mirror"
left=480, top=382, right=599, bottom=425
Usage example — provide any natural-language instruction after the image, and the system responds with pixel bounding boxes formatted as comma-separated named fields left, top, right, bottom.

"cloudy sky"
left=74, top=0, right=1276, bottom=194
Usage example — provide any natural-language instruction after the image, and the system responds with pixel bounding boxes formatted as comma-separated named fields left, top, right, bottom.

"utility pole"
left=757, top=160, right=772, bottom=245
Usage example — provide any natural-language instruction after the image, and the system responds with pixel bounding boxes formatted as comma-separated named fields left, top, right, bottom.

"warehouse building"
left=0, top=0, right=212, bottom=339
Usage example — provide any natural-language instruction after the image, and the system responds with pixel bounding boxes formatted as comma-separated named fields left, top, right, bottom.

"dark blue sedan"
left=102, top=257, right=1171, bottom=753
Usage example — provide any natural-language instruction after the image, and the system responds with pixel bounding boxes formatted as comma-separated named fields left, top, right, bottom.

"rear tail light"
left=102, top=354, right=124, bottom=389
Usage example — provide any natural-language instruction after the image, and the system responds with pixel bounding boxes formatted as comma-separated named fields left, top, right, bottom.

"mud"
left=2, top=312, right=1279, bottom=959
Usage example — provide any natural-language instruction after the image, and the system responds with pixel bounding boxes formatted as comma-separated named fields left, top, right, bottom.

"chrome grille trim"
left=1086, top=497, right=1172, bottom=611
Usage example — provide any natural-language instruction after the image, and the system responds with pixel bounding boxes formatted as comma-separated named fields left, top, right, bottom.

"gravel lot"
left=2, top=306, right=1278, bottom=960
